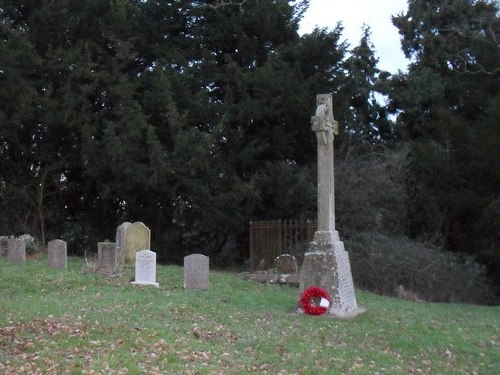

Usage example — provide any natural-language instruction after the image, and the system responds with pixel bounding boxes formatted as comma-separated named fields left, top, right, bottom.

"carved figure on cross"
left=311, top=94, right=339, bottom=145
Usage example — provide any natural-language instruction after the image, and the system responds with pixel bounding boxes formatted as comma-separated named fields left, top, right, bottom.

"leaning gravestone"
left=48, top=239, right=67, bottom=269
left=184, top=254, right=209, bottom=290
left=298, top=94, right=360, bottom=317
left=124, top=222, right=150, bottom=265
left=131, top=250, right=159, bottom=287
left=115, top=222, right=131, bottom=266
left=97, top=242, right=118, bottom=275
left=7, top=238, right=26, bottom=263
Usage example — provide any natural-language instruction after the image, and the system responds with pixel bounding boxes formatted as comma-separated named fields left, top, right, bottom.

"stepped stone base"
left=298, top=231, right=362, bottom=317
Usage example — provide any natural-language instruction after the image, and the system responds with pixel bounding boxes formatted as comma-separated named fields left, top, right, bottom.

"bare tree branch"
left=454, top=66, right=500, bottom=75
left=210, top=0, right=248, bottom=10
left=440, top=26, right=499, bottom=47
left=448, top=51, right=500, bottom=75
left=440, top=17, right=500, bottom=75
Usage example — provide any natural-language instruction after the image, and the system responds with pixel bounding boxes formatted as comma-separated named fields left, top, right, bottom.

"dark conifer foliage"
left=0, top=0, right=351, bottom=263
left=389, top=0, right=500, bottom=284
left=341, top=27, right=394, bottom=144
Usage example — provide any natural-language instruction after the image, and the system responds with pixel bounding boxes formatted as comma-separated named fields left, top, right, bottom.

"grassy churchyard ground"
left=0, top=257, right=499, bottom=374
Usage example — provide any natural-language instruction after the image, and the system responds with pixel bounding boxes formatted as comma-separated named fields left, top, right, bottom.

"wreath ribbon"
left=300, top=286, right=331, bottom=315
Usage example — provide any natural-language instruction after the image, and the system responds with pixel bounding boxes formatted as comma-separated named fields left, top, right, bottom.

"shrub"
left=345, top=232, right=498, bottom=305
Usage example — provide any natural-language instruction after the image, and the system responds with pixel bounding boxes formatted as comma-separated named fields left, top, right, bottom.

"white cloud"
left=299, top=0, right=409, bottom=73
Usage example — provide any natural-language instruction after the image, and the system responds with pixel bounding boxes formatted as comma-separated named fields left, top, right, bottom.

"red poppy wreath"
left=300, top=286, right=331, bottom=316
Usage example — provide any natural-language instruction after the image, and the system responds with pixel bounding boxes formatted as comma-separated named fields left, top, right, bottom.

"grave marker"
left=274, top=254, right=298, bottom=274
left=115, top=222, right=131, bottom=266
left=184, top=254, right=209, bottom=290
left=48, top=239, right=67, bottom=269
left=7, top=238, right=26, bottom=263
left=131, top=250, right=159, bottom=287
left=0, top=238, right=8, bottom=257
left=97, top=242, right=118, bottom=275
left=124, top=222, right=150, bottom=265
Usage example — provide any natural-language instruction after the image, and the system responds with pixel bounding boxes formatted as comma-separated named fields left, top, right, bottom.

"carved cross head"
left=311, top=94, right=338, bottom=145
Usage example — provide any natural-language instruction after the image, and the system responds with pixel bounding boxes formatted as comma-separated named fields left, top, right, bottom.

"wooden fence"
left=249, top=219, right=316, bottom=271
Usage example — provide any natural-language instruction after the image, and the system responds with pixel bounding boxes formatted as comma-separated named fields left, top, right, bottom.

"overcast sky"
left=299, top=0, right=409, bottom=73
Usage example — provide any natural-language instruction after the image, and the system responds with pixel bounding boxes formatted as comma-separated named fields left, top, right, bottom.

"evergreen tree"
left=389, top=0, right=500, bottom=283
left=0, top=0, right=390, bottom=265
left=171, top=1, right=350, bottom=260
left=341, top=27, right=393, bottom=145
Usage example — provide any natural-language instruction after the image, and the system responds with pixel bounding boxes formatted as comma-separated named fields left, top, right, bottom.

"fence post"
left=249, top=220, right=254, bottom=270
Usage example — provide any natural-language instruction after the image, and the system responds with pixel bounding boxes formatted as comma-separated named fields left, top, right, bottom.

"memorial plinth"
left=298, top=94, right=361, bottom=317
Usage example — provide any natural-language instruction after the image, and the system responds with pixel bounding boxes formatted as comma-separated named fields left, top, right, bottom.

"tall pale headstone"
left=7, top=238, right=26, bottom=263
left=48, top=239, right=67, bottom=269
left=97, top=242, right=118, bottom=275
left=131, top=250, right=159, bottom=287
left=124, top=222, right=150, bottom=265
left=116, top=222, right=131, bottom=265
left=184, top=254, right=209, bottom=290
left=298, top=94, right=360, bottom=317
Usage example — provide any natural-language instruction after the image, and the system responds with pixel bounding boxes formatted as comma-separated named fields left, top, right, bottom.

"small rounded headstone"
left=274, top=254, right=298, bottom=274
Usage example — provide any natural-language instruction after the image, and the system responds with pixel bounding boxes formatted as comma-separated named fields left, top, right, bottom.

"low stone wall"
left=239, top=271, right=301, bottom=285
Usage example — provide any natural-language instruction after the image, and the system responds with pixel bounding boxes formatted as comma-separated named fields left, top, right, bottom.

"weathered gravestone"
left=0, top=238, right=8, bottom=257
left=184, top=254, right=209, bottom=290
left=131, top=250, right=159, bottom=287
left=298, top=94, right=360, bottom=317
left=7, top=238, right=26, bottom=263
left=274, top=254, right=298, bottom=274
left=48, top=239, right=67, bottom=269
left=124, top=222, right=150, bottom=266
left=115, top=222, right=131, bottom=266
left=97, top=242, right=118, bottom=275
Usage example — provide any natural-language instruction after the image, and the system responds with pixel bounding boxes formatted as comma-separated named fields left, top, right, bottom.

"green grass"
left=1, top=256, right=499, bottom=374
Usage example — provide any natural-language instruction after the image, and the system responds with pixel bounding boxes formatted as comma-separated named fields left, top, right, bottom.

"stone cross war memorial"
left=298, top=93, right=362, bottom=318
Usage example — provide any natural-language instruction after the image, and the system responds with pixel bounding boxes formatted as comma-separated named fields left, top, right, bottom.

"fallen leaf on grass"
left=0, top=318, right=90, bottom=374
left=43, top=317, right=86, bottom=337
left=191, top=325, right=239, bottom=343
left=153, top=338, right=167, bottom=349
left=180, top=350, right=211, bottom=362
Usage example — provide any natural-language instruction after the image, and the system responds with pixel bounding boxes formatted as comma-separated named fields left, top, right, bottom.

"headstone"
left=0, top=238, right=8, bottom=257
left=7, top=238, right=26, bottom=263
left=97, top=242, right=118, bottom=275
left=17, top=234, right=36, bottom=253
left=298, top=94, right=360, bottom=317
left=115, top=222, right=131, bottom=265
left=47, top=239, right=67, bottom=269
left=184, top=254, right=209, bottom=290
left=131, top=250, right=159, bottom=287
left=124, top=222, right=150, bottom=265
left=274, top=254, right=298, bottom=274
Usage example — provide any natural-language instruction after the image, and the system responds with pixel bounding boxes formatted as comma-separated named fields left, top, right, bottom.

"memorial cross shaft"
left=311, top=93, right=339, bottom=233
